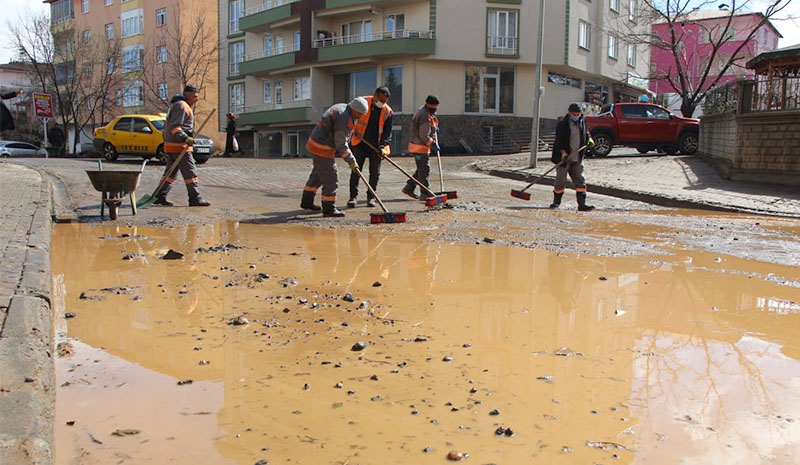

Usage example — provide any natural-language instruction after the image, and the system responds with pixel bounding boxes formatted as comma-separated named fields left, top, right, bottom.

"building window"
left=294, top=77, right=310, bottom=100
left=276, top=36, right=284, bottom=51
left=464, top=65, right=515, bottom=114
left=386, top=13, right=405, bottom=38
left=578, top=20, right=590, bottom=50
left=585, top=81, right=609, bottom=106
left=115, top=89, right=122, bottom=105
left=264, top=81, right=271, bottom=103
left=264, top=36, right=273, bottom=56
left=383, top=66, right=402, bottom=113
left=121, top=44, right=144, bottom=73
left=82, top=30, right=91, bottom=45
left=608, top=34, right=618, bottom=59
left=157, top=82, right=168, bottom=100
left=156, top=8, right=167, bottom=27
left=487, top=9, right=518, bottom=55
left=156, top=45, right=167, bottom=63
left=627, top=43, right=636, bottom=66
left=229, top=0, right=242, bottom=33
left=106, top=57, right=115, bottom=75
left=628, top=0, right=637, bottom=22
left=275, top=81, right=282, bottom=104
left=229, top=41, right=244, bottom=76
left=121, top=8, right=144, bottom=38
left=230, top=83, right=244, bottom=113
left=83, top=63, right=92, bottom=78
left=548, top=71, right=582, bottom=88
left=105, top=0, right=112, bottom=6
left=81, top=0, right=89, bottom=14
left=51, top=0, right=74, bottom=25
left=105, top=23, right=114, bottom=39
left=610, top=0, right=619, bottom=12
left=333, top=69, right=377, bottom=103
left=294, top=31, right=301, bottom=51
left=341, top=20, right=371, bottom=44
left=123, top=80, right=144, bottom=107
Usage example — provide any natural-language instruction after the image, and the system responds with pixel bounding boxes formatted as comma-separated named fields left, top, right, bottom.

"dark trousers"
left=224, top=133, right=234, bottom=156
left=348, top=143, right=382, bottom=200
left=158, top=151, right=201, bottom=200
left=405, top=152, right=430, bottom=193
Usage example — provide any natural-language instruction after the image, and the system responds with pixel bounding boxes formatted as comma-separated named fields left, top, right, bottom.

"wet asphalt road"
left=11, top=154, right=800, bottom=266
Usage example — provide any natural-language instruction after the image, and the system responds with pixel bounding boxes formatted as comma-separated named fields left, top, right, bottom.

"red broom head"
left=370, top=212, right=407, bottom=224
left=424, top=195, right=447, bottom=207
left=510, top=190, right=531, bottom=200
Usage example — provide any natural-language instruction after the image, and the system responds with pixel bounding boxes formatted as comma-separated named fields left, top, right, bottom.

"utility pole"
left=529, top=0, right=546, bottom=168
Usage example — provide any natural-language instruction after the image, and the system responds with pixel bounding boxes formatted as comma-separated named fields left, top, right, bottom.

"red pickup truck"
left=585, top=103, right=699, bottom=157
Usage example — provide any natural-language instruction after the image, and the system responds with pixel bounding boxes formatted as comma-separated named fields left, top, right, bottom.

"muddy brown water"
left=52, top=221, right=800, bottom=464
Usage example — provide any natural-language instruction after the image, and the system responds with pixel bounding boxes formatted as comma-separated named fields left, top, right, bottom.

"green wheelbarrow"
left=85, top=160, right=147, bottom=220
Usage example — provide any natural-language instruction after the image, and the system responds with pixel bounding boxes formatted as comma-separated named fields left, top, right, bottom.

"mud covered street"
left=5, top=155, right=799, bottom=464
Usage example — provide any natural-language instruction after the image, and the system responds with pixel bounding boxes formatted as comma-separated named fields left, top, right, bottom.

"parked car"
left=0, top=140, right=47, bottom=158
left=585, top=103, right=699, bottom=157
left=93, top=114, right=214, bottom=164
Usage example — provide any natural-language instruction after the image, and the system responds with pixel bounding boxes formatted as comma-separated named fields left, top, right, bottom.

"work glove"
left=345, top=155, right=358, bottom=171
left=349, top=161, right=358, bottom=171
left=432, top=142, right=441, bottom=153
left=587, top=138, right=595, bottom=148
left=560, top=150, right=568, bottom=161
left=184, top=137, right=196, bottom=146
left=380, top=146, right=391, bottom=157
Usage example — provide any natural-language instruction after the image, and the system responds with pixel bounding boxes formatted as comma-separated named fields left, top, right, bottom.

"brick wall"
left=698, top=110, right=800, bottom=185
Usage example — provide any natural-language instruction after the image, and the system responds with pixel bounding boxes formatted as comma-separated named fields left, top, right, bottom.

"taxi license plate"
left=195, top=147, right=210, bottom=154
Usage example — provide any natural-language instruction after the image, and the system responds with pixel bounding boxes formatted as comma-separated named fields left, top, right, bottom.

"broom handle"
left=520, top=143, right=588, bottom=193
left=353, top=166, right=388, bottom=213
left=149, top=108, right=217, bottom=196
left=354, top=134, right=438, bottom=197
left=434, top=133, right=444, bottom=191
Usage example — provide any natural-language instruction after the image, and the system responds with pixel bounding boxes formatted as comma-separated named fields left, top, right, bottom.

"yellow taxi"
left=93, top=113, right=215, bottom=164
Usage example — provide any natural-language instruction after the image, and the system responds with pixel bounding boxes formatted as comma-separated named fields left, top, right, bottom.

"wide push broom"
left=355, top=137, right=447, bottom=207
left=137, top=108, right=216, bottom=208
left=510, top=144, right=587, bottom=201
left=353, top=165, right=407, bottom=224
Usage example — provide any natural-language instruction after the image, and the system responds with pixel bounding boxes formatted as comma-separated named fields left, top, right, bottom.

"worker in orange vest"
left=347, top=86, right=393, bottom=208
left=402, top=95, right=439, bottom=199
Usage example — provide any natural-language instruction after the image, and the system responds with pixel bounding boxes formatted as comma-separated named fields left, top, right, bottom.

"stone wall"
left=698, top=110, right=800, bottom=185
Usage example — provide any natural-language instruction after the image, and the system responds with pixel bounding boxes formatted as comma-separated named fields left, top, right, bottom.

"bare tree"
left=140, top=5, right=219, bottom=120
left=9, top=10, right=121, bottom=153
left=610, top=0, right=792, bottom=117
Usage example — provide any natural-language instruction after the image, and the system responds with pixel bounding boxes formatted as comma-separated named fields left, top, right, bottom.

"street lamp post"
left=529, top=0, right=546, bottom=168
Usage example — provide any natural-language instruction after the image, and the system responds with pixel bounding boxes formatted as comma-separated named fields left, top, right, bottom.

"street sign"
left=33, top=93, right=54, bottom=118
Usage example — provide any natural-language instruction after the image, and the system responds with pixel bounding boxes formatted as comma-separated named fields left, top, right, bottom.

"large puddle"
left=52, top=222, right=800, bottom=464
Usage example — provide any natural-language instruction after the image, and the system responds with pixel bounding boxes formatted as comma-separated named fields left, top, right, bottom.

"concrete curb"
left=0, top=165, right=54, bottom=465
left=471, top=161, right=800, bottom=218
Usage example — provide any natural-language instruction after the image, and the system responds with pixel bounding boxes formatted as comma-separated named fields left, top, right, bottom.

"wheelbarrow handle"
left=140, top=159, right=148, bottom=172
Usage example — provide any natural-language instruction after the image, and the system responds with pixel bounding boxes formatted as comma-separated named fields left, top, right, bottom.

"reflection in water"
left=52, top=222, right=800, bottom=464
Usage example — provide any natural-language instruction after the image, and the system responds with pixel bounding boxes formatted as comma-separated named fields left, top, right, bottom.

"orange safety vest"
left=351, top=96, right=393, bottom=149
left=408, top=106, right=438, bottom=155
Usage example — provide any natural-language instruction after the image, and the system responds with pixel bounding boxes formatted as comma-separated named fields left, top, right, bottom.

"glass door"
left=480, top=74, right=498, bottom=113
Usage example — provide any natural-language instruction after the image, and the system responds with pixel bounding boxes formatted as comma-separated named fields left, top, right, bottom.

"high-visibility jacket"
left=408, top=104, right=438, bottom=155
left=305, top=103, right=356, bottom=160
left=351, top=96, right=393, bottom=153
left=163, top=95, right=194, bottom=154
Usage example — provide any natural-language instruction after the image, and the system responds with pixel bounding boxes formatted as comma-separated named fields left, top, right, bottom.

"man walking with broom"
left=347, top=86, right=393, bottom=208
left=154, top=84, right=210, bottom=207
left=301, top=98, right=368, bottom=217
left=402, top=95, right=439, bottom=199
left=550, top=102, right=595, bottom=211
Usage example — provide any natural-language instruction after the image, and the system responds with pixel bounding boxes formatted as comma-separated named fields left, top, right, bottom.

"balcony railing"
left=242, top=0, right=299, bottom=17
left=243, top=43, right=298, bottom=61
left=486, top=36, right=518, bottom=55
left=229, top=62, right=241, bottom=76
left=241, top=99, right=311, bottom=114
left=313, top=29, right=434, bottom=48
left=230, top=19, right=240, bottom=34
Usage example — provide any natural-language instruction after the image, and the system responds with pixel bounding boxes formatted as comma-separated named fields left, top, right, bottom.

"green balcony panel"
left=325, top=0, right=373, bottom=8
left=240, top=53, right=296, bottom=75
left=239, top=107, right=311, bottom=126
left=317, top=38, right=435, bottom=62
left=239, top=4, right=293, bottom=32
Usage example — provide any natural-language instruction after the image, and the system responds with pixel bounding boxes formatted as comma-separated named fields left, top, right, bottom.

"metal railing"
left=703, top=80, right=740, bottom=115
left=243, top=43, right=298, bottom=61
left=230, top=19, right=240, bottom=34
left=312, top=29, right=434, bottom=48
left=229, top=62, right=241, bottom=76
left=744, top=76, right=800, bottom=113
left=241, top=99, right=311, bottom=114
left=243, top=0, right=299, bottom=17
left=486, top=35, right=518, bottom=55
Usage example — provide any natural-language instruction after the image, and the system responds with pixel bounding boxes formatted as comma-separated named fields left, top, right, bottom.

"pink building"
left=650, top=10, right=781, bottom=114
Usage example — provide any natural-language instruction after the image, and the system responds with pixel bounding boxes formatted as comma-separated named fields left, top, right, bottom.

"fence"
left=704, top=76, right=800, bottom=115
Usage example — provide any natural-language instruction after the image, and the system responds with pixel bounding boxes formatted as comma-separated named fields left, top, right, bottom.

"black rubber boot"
left=300, top=190, right=321, bottom=211
left=153, top=196, right=173, bottom=206
left=322, top=201, right=345, bottom=217
left=577, top=192, right=595, bottom=211
left=189, top=197, right=211, bottom=207
left=549, top=192, right=563, bottom=209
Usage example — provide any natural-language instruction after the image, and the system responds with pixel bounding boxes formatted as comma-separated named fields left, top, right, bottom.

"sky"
left=0, top=0, right=798, bottom=65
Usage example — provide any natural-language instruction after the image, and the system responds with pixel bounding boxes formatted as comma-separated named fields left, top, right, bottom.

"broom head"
left=435, top=191, right=458, bottom=199
left=510, top=189, right=531, bottom=201
left=423, top=195, right=448, bottom=207
left=370, top=212, right=407, bottom=224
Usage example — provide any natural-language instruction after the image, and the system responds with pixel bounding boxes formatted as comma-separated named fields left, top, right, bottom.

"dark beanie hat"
left=568, top=102, right=582, bottom=112
left=183, top=84, right=199, bottom=93
left=425, top=94, right=440, bottom=105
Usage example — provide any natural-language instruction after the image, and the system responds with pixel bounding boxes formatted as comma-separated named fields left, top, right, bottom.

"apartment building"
left=46, top=0, right=220, bottom=150
left=219, top=0, right=651, bottom=157
left=650, top=10, right=782, bottom=115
